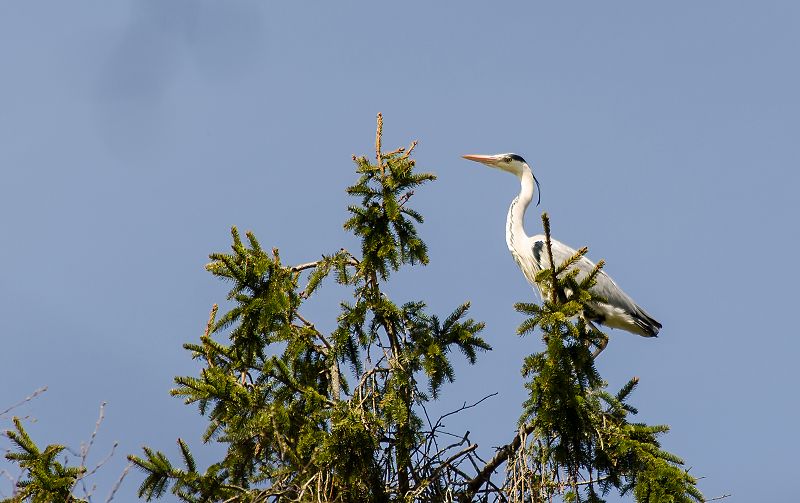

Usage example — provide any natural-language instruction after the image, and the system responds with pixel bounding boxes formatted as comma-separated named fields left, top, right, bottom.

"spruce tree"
left=129, top=114, right=491, bottom=501
left=3, top=115, right=706, bottom=502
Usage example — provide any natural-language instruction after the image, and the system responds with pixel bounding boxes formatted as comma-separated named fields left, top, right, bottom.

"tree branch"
left=0, top=386, right=47, bottom=418
left=103, top=462, right=132, bottom=503
left=376, top=112, right=384, bottom=174
left=402, top=140, right=417, bottom=159
left=290, top=252, right=359, bottom=273
left=397, top=190, right=414, bottom=208
left=541, top=212, right=560, bottom=303
left=412, top=444, right=478, bottom=498
left=459, top=424, right=535, bottom=502
left=434, top=393, right=498, bottom=431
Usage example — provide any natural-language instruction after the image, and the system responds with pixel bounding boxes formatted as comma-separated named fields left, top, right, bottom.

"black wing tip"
left=639, top=325, right=660, bottom=338
left=634, top=309, right=662, bottom=338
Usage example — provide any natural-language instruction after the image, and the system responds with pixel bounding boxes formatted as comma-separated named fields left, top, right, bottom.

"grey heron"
left=462, top=153, right=661, bottom=353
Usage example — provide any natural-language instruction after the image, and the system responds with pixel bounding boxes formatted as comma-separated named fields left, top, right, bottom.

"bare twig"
left=0, top=387, right=47, bottom=418
left=401, top=140, right=418, bottom=159
left=460, top=424, right=536, bottom=502
left=384, top=146, right=406, bottom=156
left=573, top=474, right=611, bottom=487
left=0, top=469, right=14, bottom=485
left=385, top=140, right=418, bottom=160
left=434, top=393, right=498, bottom=431
left=398, top=190, right=415, bottom=208
left=412, top=444, right=478, bottom=498
left=83, top=441, right=119, bottom=480
left=419, top=401, right=438, bottom=457
left=104, top=462, right=132, bottom=502
left=0, top=468, right=18, bottom=499
left=419, top=435, right=470, bottom=474
left=293, top=311, right=333, bottom=352
left=73, top=401, right=108, bottom=498
left=292, top=310, right=340, bottom=400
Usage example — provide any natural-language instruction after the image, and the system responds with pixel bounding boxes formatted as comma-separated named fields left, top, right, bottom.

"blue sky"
left=2, top=2, right=798, bottom=501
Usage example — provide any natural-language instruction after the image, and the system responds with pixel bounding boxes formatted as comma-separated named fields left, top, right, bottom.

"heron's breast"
left=509, top=248, right=539, bottom=287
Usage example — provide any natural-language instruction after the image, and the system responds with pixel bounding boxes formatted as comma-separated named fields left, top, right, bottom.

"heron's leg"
left=591, top=334, right=608, bottom=359
left=585, top=319, right=608, bottom=359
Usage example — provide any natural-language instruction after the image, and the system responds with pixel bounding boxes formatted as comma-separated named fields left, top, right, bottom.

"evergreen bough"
left=129, top=114, right=491, bottom=502
left=2, top=418, right=86, bottom=503
left=2, top=115, right=706, bottom=502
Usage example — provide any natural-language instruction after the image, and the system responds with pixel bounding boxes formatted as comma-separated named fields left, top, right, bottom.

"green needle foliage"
left=2, top=417, right=87, bottom=503
left=3, top=116, right=707, bottom=502
left=129, top=114, right=491, bottom=502
left=500, top=213, right=703, bottom=503
left=0, top=116, right=707, bottom=502
left=126, top=117, right=705, bottom=503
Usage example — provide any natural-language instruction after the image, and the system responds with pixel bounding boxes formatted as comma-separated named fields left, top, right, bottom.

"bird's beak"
left=462, top=154, right=500, bottom=167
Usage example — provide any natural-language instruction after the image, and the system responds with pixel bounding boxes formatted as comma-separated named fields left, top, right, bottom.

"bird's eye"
left=504, top=156, right=513, bottom=163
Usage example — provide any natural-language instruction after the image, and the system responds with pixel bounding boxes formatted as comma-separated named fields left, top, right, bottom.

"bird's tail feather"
left=633, top=307, right=662, bottom=337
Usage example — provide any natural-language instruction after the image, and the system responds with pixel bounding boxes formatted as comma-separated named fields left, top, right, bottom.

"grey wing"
left=537, top=239, right=632, bottom=305
left=532, top=238, right=661, bottom=336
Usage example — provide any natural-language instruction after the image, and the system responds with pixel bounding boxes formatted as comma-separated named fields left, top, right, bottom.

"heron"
left=462, top=153, right=661, bottom=355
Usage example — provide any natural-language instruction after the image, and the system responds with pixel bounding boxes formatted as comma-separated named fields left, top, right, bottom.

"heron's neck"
left=506, top=168, right=535, bottom=253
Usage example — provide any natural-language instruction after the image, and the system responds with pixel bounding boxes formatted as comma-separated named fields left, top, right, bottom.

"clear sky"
left=2, top=2, right=798, bottom=501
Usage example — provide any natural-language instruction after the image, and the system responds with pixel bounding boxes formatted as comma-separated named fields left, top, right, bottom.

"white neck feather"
left=505, top=166, right=535, bottom=253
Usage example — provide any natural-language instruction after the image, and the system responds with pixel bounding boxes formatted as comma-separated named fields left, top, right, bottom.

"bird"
left=462, top=153, right=661, bottom=354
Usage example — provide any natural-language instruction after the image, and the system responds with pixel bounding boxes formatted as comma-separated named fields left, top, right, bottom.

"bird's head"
left=462, top=153, right=541, bottom=205
left=462, top=153, right=529, bottom=176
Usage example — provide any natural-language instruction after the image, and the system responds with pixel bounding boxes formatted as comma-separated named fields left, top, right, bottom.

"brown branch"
left=376, top=112, right=384, bottom=175
left=397, top=190, right=415, bottom=208
left=293, top=311, right=332, bottom=352
left=355, top=364, right=389, bottom=400
left=402, top=140, right=418, bottom=159
left=412, top=444, right=478, bottom=498
left=459, top=424, right=536, bottom=502
left=293, top=311, right=341, bottom=400
left=293, top=320, right=340, bottom=398
left=290, top=261, right=321, bottom=272
left=573, top=475, right=611, bottom=487
left=384, top=140, right=418, bottom=159
left=384, top=146, right=406, bottom=156
left=457, top=455, right=509, bottom=502
left=541, top=212, right=560, bottom=303
left=417, top=434, right=470, bottom=475
left=290, top=252, right=360, bottom=273
left=204, top=304, right=218, bottom=338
